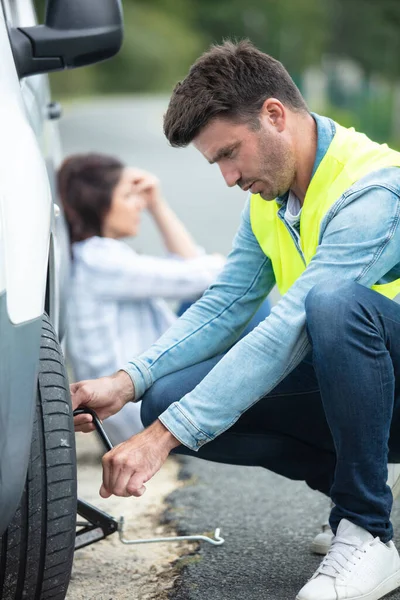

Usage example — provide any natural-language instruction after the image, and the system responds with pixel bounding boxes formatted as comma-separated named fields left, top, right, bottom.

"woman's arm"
left=149, top=198, right=202, bottom=258
left=81, top=237, right=225, bottom=301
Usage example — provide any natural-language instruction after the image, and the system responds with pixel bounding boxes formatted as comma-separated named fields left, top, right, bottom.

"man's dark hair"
left=164, top=39, right=308, bottom=148
left=58, top=153, right=124, bottom=244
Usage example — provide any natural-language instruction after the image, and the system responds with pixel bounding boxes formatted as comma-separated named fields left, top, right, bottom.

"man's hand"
left=71, top=370, right=135, bottom=432
left=100, top=419, right=180, bottom=498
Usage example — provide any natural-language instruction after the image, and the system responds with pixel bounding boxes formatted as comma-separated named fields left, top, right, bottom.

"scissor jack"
left=74, top=407, right=224, bottom=550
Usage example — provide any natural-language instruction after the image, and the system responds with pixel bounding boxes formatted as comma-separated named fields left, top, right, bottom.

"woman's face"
left=102, top=168, right=145, bottom=239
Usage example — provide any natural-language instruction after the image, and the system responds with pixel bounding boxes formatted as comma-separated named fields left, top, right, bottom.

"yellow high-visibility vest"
left=250, top=122, right=400, bottom=298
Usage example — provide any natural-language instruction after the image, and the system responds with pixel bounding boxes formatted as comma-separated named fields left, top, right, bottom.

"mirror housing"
left=10, top=0, right=123, bottom=78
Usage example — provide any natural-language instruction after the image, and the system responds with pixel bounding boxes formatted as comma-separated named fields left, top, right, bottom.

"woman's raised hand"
left=126, top=167, right=163, bottom=212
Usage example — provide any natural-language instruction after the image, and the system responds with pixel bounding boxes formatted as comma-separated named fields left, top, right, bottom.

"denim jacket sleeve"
left=122, top=195, right=275, bottom=398
left=126, top=169, right=400, bottom=451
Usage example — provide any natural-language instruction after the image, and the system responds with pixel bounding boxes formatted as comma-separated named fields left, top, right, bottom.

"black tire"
left=0, top=314, right=77, bottom=600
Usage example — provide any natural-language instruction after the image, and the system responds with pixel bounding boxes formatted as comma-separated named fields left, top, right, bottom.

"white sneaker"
left=310, top=521, right=334, bottom=555
left=311, top=463, right=400, bottom=556
left=387, top=463, right=400, bottom=499
left=297, top=519, right=400, bottom=600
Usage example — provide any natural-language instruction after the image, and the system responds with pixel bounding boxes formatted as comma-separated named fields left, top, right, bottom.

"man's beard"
left=257, top=135, right=295, bottom=200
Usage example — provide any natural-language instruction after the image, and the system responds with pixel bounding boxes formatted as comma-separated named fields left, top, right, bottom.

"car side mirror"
left=9, top=0, right=123, bottom=78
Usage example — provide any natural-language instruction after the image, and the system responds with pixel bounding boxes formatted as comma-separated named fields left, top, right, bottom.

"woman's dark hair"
left=58, top=153, right=124, bottom=243
left=164, top=39, right=308, bottom=147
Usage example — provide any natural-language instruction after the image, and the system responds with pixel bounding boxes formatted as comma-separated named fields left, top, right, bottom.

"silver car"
left=0, top=1, right=123, bottom=598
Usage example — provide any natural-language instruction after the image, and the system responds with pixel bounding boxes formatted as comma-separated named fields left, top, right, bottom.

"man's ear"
left=260, top=98, right=286, bottom=132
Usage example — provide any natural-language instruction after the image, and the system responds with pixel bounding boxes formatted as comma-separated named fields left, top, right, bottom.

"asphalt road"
left=164, top=457, right=400, bottom=600
left=59, top=97, right=400, bottom=600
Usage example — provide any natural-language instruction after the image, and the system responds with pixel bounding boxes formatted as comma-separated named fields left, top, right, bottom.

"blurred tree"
left=192, top=0, right=329, bottom=79
left=329, top=0, right=400, bottom=80
left=34, top=0, right=329, bottom=96
left=324, top=0, right=400, bottom=144
left=32, top=0, right=400, bottom=149
left=93, top=1, right=205, bottom=93
left=34, top=0, right=45, bottom=20
left=35, top=0, right=205, bottom=96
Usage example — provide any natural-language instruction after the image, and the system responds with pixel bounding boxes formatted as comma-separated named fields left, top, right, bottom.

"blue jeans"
left=141, top=282, right=400, bottom=542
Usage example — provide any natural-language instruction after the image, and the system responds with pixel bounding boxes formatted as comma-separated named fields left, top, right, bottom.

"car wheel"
left=0, top=314, right=77, bottom=600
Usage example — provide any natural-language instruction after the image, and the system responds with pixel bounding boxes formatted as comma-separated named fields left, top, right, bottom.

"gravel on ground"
left=66, top=432, right=196, bottom=600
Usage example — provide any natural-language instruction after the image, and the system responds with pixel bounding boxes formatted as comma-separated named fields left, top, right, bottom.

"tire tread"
left=0, top=314, right=77, bottom=600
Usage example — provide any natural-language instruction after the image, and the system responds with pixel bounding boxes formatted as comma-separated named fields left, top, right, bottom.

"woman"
left=58, top=153, right=228, bottom=444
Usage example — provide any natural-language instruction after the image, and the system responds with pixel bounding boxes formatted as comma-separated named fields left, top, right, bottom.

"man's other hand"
left=71, top=370, right=135, bottom=433
left=100, top=419, right=180, bottom=498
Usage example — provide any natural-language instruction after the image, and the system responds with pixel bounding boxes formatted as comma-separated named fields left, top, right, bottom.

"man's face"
left=193, top=114, right=296, bottom=200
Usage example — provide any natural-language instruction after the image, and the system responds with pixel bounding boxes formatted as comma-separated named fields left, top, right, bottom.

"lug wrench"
left=73, top=407, right=224, bottom=548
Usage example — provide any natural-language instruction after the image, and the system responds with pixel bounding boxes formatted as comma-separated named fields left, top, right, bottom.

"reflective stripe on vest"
left=250, top=122, right=400, bottom=298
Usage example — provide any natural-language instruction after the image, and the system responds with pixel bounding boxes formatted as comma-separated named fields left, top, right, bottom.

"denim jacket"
left=123, top=114, right=400, bottom=452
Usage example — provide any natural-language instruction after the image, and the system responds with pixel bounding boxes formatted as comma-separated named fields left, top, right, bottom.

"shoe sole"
left=296, top=569, right=400, bottom=600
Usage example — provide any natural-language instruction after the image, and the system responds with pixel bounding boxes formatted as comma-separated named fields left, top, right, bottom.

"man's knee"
left=304, top=280, right=367, bottom=348
left=305, top=280, right=360, bottom=318
left=140, top=379, right=177, bottom=427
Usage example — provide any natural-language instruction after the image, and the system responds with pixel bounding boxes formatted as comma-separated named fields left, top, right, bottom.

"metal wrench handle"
left=73, top=407, right=225, bottom=547
left=73, top=407, right=113, bottom=452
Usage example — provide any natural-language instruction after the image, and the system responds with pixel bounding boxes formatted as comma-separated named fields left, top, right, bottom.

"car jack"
left=74, top=408, right=224, bottom=550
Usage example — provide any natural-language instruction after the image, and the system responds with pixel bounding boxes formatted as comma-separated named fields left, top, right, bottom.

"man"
left=72, top=40, right=400, bottom=600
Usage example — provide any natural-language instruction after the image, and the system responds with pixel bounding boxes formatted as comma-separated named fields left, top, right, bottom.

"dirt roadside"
left=66, top=432, right=196, bottom=600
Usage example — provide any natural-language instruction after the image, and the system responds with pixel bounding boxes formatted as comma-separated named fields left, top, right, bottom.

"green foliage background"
left=34, top=0, right=400, bottom=145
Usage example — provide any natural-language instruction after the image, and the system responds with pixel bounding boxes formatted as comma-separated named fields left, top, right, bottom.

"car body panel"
left=0, top=5, right=52, bottom=325
left=0, top=292, right=42, bottom=535
left=0, top=2, right=55, bottom=532
left=0, top=0, right=123, bottom=535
